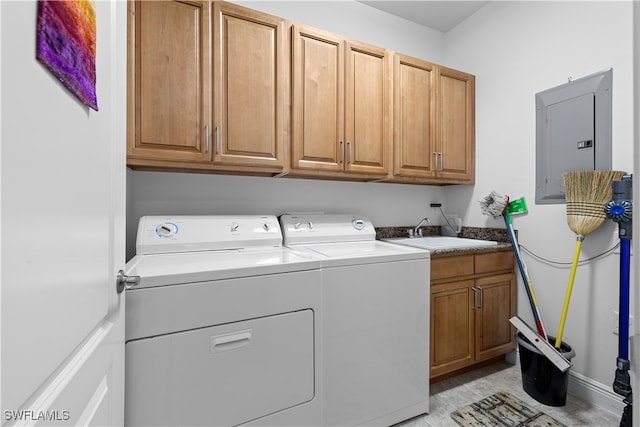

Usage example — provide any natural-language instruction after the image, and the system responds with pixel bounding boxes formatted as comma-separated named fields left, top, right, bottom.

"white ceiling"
left=358, top=1, right=490, bottom=33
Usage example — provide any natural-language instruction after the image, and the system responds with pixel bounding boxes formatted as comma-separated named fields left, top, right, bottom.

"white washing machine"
left=280, top=214, right=430, bottom=427
left=124, top=215, right=323, bottom=427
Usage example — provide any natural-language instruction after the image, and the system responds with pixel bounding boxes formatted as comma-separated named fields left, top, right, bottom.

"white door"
left=1, top=1, right=126, bottom=425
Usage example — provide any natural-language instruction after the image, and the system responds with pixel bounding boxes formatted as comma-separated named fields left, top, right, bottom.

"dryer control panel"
left=280, top=214, right=375, bottom=245
left=136, top=215, right=282, bottom=255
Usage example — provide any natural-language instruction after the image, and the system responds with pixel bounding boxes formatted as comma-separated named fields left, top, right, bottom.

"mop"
left=480, top=192, right=547, bottom=339
left=556, top=170, right=626, bottom=348
left=481, top=191, right=572, bottom=371
left=605, top=175, right=633, bottom=427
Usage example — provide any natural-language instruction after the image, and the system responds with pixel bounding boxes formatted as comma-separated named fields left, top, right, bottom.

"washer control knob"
left=231, top=223, right=240, bottom=232
left=263, top=223, right=270, bottom=231
left=155, top=222, right=178, bottom=238
left=352, top=218, right=365, bottom=230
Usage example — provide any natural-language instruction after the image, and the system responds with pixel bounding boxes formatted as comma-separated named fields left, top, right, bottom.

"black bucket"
left=516, top=332, right=575, bottom=407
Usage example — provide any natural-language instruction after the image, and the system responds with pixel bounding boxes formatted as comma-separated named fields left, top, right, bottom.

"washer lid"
left=125, top=246, right=322, bottom=288
left=280, top=214, right=376, bottom=245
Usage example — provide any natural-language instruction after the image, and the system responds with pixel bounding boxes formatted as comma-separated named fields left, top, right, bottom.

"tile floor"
left=396, top=360, right=621, bottom=426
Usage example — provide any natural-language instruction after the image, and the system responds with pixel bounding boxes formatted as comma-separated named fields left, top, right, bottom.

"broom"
left=555, top=170, right=627, bottom=348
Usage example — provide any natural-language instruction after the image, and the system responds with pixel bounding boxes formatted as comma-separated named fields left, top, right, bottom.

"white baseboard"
left=567, top=370, right=625, bottom=415
left=509, top=350, right=625, bottom=416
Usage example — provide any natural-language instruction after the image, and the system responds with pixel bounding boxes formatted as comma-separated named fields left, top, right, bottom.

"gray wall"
left=127, top=172, right=445, bottom=258
left=442, top=0, right=634, bottom=412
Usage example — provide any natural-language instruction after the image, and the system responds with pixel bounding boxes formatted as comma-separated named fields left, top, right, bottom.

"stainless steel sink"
left=384, top=236, right=498, bottom=250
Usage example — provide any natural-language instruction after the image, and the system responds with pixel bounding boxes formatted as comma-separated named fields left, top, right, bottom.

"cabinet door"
left=213, top=2, right=286, bottom=169
left=474, top=273, right=516, bottom=361
left=392, top=54, right=436, bottom=178
left=344, top=41, right=390, bottom=175
left=435, top=66, right=475, bottom=182
left=128, top=0, right=211, bottom=162
left=291, top=24, right=344, bottom=172
left=430, top=280, right=474, bottom=377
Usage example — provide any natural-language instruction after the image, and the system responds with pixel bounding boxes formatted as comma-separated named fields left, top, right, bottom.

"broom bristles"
left=563, top=170, right=626, bottom=236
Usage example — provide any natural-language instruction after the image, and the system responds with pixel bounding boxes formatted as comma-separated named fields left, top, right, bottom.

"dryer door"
left=126, top=309, right=315, bottom=426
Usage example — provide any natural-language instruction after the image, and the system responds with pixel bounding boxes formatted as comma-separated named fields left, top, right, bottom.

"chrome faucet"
left=409, top=217, right=431, bottom=237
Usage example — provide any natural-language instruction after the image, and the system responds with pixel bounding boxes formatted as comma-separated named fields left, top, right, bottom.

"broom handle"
left=503, top=214, right=547, bottom=339
left=555, top=237, right=583, bottom=348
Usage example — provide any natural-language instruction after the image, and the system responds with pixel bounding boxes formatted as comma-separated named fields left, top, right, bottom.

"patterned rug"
left=450, top=392, right=567, bottom=427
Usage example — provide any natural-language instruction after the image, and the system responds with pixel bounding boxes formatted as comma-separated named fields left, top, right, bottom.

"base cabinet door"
left=475, top=273, right=516, bottom=361
left=430, top=280, right=474, bottom=378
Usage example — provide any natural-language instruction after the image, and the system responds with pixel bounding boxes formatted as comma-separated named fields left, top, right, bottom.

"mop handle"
left=555, top=237, right=583, bottom=348
left=619, top=239, right=631, bottom=360
left=503, top=214, right=547, bottom=339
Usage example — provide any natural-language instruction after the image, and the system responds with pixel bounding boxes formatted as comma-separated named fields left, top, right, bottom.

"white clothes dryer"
left=124, top=215, right=322, bottom=427
left=280, top=214, right=430, bottom=427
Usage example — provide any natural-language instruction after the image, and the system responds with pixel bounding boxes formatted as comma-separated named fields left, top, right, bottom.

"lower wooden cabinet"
left=430, top=250, right=515, bottom=380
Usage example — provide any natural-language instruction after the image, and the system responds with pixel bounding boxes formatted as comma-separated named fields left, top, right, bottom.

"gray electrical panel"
left=535, top=69, right=612, bottom=204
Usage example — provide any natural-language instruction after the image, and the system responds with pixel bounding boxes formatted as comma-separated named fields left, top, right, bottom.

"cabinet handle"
left=204, top=125, right=209, bottom=153
left=347, top=141, right=352, bottom=164
left=215, top=126, right=220, bottom=155
left=439, top=152, right=444, bottom=171
left=478, top=286, right=483, bottom=308
left=340, top=141, right=344, bottom=164
left=472, top=286, right=477, bottom=310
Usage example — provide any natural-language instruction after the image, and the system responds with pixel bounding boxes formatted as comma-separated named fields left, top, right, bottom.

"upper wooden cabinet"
left=127, top=1, right=474, bottom=183
left=391, top=54, right=475, bottom=184
left=435, top=66, right=475, bottom=182
left=212, top=2, right=286, bottom=169
left=392, top=54, right=437, bottom=179
left=127, top=0, right=211, bottom=163
left=290, top=24, right=390, bottom=178
left=127, top=1, right=287, bottom=173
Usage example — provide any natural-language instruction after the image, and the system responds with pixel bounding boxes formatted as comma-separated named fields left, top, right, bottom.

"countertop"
left=375, top=225, right=513, bottom=256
